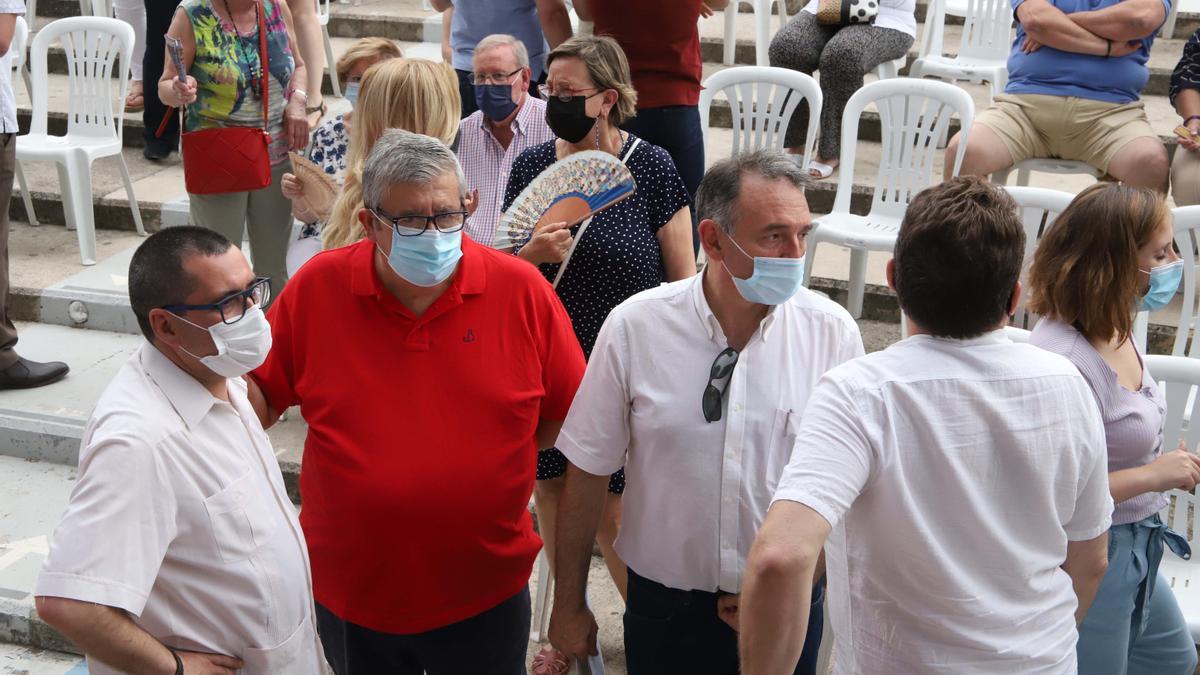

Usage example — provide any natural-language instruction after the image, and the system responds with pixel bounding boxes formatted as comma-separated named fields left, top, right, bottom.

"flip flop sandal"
left=807, top=160, right=837, bottom=180
left=124, top=90, right=144, bottom=112
left=531, top=645, right=571, bottom=675
left=305, top=100, right=327, bottom=129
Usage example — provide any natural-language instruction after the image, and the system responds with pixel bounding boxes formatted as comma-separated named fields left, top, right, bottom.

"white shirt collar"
left=690, top=268, right=781, bottom=345
left=907, top=328, right=1011, bottom=347
left=139, top=343, right=220, bottom=430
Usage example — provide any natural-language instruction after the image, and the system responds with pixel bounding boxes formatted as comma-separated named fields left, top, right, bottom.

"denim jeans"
left=1077, top=514, right=1197, bottom=674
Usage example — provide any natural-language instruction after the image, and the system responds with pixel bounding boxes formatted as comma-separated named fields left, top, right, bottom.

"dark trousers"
left=143, top=0, right=182, bottom=150
left=456, top=68, right=547, bottom=120
left=315, top=588, right=531, bottom=675
left=621, top=106, right=704, bottom=253
left=623, top=568, right=824, bottom=675
left=0, top=134, right=17, bottom=369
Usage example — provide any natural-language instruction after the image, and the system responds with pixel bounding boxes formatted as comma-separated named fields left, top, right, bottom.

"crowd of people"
left=5, top=0, right=1200, bottom=673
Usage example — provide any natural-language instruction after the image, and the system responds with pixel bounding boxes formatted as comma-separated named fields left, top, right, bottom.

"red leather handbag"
left=157, top=1, right=273, bottom=195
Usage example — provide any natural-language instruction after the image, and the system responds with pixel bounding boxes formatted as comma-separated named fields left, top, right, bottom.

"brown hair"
left=335, top=38, right=402, bottom=84
left=1028, top=182, right=1169, bottom=344
left=893, top=176, right=1025, bottom=338
left=546, top=35, right=638, bottom=126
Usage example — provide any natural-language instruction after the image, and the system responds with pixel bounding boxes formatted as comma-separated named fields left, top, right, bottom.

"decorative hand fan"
left=495, top=150, right=636, bottom=252
left=289, top=152, right=341, bottom=222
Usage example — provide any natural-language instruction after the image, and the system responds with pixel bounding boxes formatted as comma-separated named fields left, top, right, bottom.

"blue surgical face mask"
left=474, top=83, right=518, bottom=122
left=1139, top=259, right=1184, bottom=311
left=373, top=214, right=463, bottom=287
left=345, top=81, right=360, bottom=108
left=720, top=231, right=805, bottom=306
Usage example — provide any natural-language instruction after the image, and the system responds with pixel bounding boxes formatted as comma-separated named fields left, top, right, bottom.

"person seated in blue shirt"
left=945, top=0, right=1171, bottom=192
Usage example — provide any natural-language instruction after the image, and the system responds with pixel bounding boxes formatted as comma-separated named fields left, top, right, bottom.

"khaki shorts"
left=974, top=93, right=1158, bottom=173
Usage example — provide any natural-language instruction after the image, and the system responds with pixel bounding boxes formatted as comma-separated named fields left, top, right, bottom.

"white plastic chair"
left=804, top=79, right=974, bottom=318
left=317, top=0, right=341, bottom=97
left=530, top=548, right=553, bottom=642
left=873, top=55, right=907, bottom=80
left=1003, top=185, right=1073, bottom=331
left=10, top=17, right=35, bottom=227
left=723, top=0, right=788, bottom=67
left=909, top=0, right=1012, bottom=101
left=1147, top=353, right=1200, bottom=643
left=991, top=158, right=1101, bottom=187
left=699, top=66, right=822, bottom=168
left=1157, top=206, right=1200, bottom=359
left=1162, top=1, right=1179, bottom=38
left=18, top=16, right=145, bottom=265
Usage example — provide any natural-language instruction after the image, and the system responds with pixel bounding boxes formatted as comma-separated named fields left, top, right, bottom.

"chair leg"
left=755, top=3, right=770, bottom=66
left=20, top=66, right=31, bottom=103
left=56, top=161, right=77, bottom=232
left=723, top=3, right=737, bottom=66
left=530, top=549, right=553, bottom=642
left=14, top=159, right=36, bottom=226
left=65, top=154, right=97, bottom=265
left=847, top=247, right=867, bottom=319
left=323, top=26, right=341, bottom=97
left=802, top=239, right=818, bottom=288
left=116, top=152, right=146, bottom=236
left=1016, top=166, right=1031, bottom=186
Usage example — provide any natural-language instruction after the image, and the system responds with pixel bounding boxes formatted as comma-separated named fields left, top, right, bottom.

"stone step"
left=0, top=642, right=86, bottom=673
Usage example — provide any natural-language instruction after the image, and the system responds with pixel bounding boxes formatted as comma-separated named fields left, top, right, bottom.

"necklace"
left=220, top=0, right=262, bottom=100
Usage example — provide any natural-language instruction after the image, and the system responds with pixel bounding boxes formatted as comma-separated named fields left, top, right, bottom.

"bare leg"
left=286, top=0, right=326, bottom=123
left=595, top=491, right=627, bottom=601
left=945, top=124, right=1015, bottom=181
left=534, top=476, right=565, bottom=574
left=1106, top=137, right=1170, bottom=193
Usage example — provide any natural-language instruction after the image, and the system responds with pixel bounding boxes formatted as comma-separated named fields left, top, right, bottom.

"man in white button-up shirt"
left=739, top=177, right=1113, bottom=675
left=548, top=150, right=864, bottom=674
left=35, top=227, right=325, bottom=675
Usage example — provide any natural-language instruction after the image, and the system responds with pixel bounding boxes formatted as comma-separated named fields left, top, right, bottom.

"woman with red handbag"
left=159, top=0, right=310, bottom=296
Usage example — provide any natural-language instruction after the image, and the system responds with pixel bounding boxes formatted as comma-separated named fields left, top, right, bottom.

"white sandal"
left=807, top=160, right=837, bottom=180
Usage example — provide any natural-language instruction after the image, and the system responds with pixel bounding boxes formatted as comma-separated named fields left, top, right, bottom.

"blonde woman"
left=322, top=58, right=462, bottom=250
left=281, top=38, right=401, bottom=270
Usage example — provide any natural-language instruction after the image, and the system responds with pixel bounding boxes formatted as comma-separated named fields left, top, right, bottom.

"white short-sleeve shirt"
left=558, top=273, right=863, bottom=593
left=774, top=331, right=1112, bottom=674
left=36, top=345, right=325, bottom=675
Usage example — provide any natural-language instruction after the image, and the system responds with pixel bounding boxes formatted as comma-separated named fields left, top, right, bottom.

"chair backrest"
left=316, top=0, right=330, bottom=25
left=699, top=66, right=822, bottom=168
left=29, top=16, right=133, bottom=140
left=1146, top=354, right=1200, bottom=553
left=833, top=78, right=974, bottom=220
left=1003, top=186, right=1073, bottom=330
left=10, top=16, right=28, bottom=73
left=1165, top=205, right=1200, bottom=358
left=920, top=0, right=1012, bottom=63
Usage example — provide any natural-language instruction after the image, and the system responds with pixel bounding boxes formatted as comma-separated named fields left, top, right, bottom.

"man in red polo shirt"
left=575, top=0, right=730, bottom=250
left=246, top=129, right=586, bottom=675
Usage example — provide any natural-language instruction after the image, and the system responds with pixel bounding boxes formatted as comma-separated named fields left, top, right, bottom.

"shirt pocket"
left=203, top=470, right=278, bottom=564
left=241, top=614, right=318, bottom=674
left=765, top=408, right=801, bottom=495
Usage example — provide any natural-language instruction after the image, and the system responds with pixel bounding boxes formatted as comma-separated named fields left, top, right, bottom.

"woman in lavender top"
left=1028, top=182, right=1198, bottom=674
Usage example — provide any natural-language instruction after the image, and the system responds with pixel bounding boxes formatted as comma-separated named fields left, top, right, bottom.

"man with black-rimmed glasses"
left=36, top=226, right=325, bottom=675
left=244, top=129, right=586, bottom=674
left=548, top=149, right=864, bottom=675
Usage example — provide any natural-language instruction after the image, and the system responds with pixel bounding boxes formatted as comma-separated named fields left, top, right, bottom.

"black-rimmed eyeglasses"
left=161, top=277, right=271, bottom=325
left=370, top=209, right=469, bottom=236
left=702, top=347, right=740, bottom=423
left=468, top=68, right=523, bottom=85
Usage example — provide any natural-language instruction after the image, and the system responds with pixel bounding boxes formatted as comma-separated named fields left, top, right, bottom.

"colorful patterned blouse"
left=181, top=0, right=294, bottom=165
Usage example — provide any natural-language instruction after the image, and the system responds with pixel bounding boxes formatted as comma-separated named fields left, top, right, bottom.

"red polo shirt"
left=251, top=237, right=586, bottom=634
left=591, top=0, right=704, bottom=108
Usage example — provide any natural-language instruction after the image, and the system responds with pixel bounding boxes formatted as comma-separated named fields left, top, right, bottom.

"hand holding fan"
left=288, top=153, right=341, bottom=223
left=496, top=151, right=636, bottom=286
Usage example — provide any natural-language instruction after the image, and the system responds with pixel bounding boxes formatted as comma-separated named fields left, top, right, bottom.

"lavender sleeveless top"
left=1031, top=318, right=1168, bottom=525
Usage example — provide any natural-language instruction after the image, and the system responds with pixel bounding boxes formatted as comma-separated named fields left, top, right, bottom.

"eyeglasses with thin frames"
left=468, top=68, right=523, bottom=85
left=161, top=277, right=272, bottom=325
left=702, top=347, right=740, bottom=423
left=370, top=209, right=469, bottom=237
left=537, top=84, right=603, bottom=103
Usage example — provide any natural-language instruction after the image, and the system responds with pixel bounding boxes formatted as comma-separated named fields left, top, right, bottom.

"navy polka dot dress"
left=504, top=133, right=690, bottom=493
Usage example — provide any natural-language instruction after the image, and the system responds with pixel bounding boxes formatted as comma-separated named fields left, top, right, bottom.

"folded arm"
left=1017, top=0, right=1111, bottom=55
left=1069, top=0, right=1165, bottom=42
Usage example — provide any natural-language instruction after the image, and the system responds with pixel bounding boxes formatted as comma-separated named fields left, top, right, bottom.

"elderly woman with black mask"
left=501, top=33, right=695, bottom=675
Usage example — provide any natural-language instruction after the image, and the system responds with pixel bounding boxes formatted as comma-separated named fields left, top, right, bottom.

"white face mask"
left=176, top=304, right=273, bottom=378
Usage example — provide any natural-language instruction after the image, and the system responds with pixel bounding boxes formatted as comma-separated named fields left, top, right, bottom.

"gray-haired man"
left=245, top=129, right=586, bottom=675
left=457, top=33, right=555, bottom=247
left=547, top=150, right=864, bottom=674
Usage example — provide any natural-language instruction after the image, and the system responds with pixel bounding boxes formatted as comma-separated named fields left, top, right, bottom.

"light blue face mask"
left=373, top=214, right=463, bottom=287
left=720, top=232, right=805, bottom=306
left=1139, top=259, right=1184, bottom=311
left=345, top=81, right=360, bottom=108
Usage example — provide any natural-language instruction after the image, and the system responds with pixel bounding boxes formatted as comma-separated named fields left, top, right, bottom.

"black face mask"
left=545, top=94, right=599, bottom=144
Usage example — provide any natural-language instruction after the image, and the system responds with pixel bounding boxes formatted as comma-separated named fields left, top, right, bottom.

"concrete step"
left=0, top=642, right=86, bottom=674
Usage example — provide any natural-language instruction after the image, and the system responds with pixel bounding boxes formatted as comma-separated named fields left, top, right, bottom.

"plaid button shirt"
left=457, top=95, right=555, bottom=247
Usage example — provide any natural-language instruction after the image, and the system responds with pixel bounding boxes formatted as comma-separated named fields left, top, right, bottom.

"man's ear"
left=698, top=219, right=723, bottom=263
left=149, top=308, right=181, bottom=348
left=886, top=258, right=897, bottom=293
left=358, top=208, right=376, bottom=241
left=1008, top=280, right=1022, bottom=317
